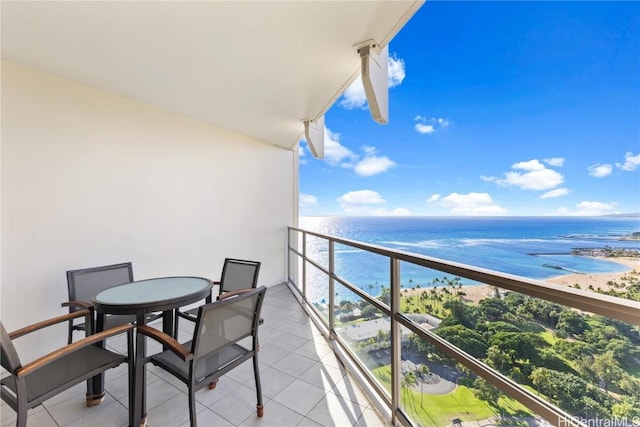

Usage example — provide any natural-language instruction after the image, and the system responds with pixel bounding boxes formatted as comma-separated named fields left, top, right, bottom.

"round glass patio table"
left=93, top=276, right=212, bottom=315
left=93, top=276, right=212, bottom=427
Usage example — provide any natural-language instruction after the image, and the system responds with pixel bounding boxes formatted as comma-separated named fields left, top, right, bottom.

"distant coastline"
left=456, top=254, right=640, bottom=305
left=546, top=255, right=638, bottom=291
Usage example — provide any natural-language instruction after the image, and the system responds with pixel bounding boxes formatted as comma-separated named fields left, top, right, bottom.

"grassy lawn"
left=373, top=365, right=533, bottom=427
left=538, top=330, right=557, bottom=345
left=400, top=295, right=447, bottom=317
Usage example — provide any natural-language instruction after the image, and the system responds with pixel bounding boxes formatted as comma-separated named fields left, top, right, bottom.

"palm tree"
left=486, top=345, right=510, bottom=373
left=419, top=364, right=430, bottom=408
left=376, top=329, right=387, bottom=349
left=401, top=370, right=417, bottom=415
left=530, top=367, right=551, bottom=397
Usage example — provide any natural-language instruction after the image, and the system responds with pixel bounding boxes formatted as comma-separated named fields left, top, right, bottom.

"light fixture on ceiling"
left=303, top=115, right=325, bottom=159
left=358, top=41, right=389, bottom=125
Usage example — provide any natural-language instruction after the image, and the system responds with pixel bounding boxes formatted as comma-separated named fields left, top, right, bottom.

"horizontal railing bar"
left=331, top=327, right=393, bottom=406
left=395, top=313, right=586, bottom=427
left=288, top=245, right=303, bottom=259
left=292, top=242, right=393, bottom=316
left=287, top=226, right=637, bottom=426
left=288, top=227, right=640, bottom=325
left=287, top=279, right=395, bottom=408
left=332, top=274, right=391, bottom=316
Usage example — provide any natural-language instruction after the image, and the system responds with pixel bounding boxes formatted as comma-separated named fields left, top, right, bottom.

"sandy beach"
left=545, top=256, right=639, bottom=290
left=402, top=256, right=639, bottom=305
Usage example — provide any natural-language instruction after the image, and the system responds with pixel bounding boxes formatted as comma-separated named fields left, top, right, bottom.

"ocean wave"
left=381, top=240, right=442, bottom=248
left=459, top=238, right=551, bottom=246
left=334, top=248, right=365, bottom=254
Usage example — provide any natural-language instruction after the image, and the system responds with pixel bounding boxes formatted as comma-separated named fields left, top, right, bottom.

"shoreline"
left=402, top=256, right=639, bottom=305
left=544, top=256, right=638, bottom=291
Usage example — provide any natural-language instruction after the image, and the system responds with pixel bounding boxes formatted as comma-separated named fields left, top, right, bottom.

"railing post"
left=390, top=256, right=401, bottom=424
left=328, top=238, right=336, bottom=340
left=302, top=231, right=307, bottom=297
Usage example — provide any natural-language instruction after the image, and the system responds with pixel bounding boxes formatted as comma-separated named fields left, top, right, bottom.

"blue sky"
left=299, top=1, right=639, bottom=217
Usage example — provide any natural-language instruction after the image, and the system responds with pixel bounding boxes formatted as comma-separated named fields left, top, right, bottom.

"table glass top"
left=93, top=277, right=211, bottom=305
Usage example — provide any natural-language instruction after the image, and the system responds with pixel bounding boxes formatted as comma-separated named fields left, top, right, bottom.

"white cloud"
left=544, top=157, right=565, bottom=167
left=616, top=152, right=640, bottom=171
left=336, top=190, right=410, bottom=216
left=354, top=155, right=396, bottom=177
left=436, top=118, right=451, bottom=128
left=356, top=147, right=396, bottom=177
left=414, top=123, right=435, bottom=134
left=340, top=53, right=406, bottom=109
left=588, top=163, right=613, bottom=178
left=555, top=201, right=619, bottom=216
left=388, top=55, right=406, bottom=88
left=323, top=126, right=358, bottom=167
left=540, top=188, right=570, bottom=199
left=299, top=193, right=318, bottom=207
left=512, top=159, right=546, bottom=171
left=491, top=159, right=564, bottom=190
left=480, top=175, right=497, bottom=183
left=337, top=190, right=386, bottom=205
left=414, top=116, right=450, bottom=135
left=298, top=144, right=308, bottom=165
left=430, top=192, right=507, bottom=215
left=340, top=80, right=367, bottom=109
left=316, top=128, right=396, bottom=177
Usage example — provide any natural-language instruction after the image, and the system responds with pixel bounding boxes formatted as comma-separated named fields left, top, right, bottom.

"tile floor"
left=1, top=284, right=390, bottom=427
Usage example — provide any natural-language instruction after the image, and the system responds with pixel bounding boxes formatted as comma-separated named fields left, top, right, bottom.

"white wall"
left=1, top=62, right=295, bottom=354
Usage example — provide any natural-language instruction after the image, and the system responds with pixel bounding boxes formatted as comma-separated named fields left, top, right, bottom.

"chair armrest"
left=62, top=300, right=93, bottom=310
left=217, top=288, right=253, bottom=301
left=9, top=310, right=92, bottom=340
left=15, top=322, right=134, bottom=378
left=137, top=325, right=193, bottom=361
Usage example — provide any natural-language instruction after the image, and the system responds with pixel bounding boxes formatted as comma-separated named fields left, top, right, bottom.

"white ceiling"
left=1, top=1, right=423, bottom=150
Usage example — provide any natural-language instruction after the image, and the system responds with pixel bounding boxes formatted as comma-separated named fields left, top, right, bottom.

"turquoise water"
left=298, top=216, right=639, bottom=299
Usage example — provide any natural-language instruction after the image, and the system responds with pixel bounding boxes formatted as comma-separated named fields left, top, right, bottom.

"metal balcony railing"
left=287, top=226, right=640, bottom=427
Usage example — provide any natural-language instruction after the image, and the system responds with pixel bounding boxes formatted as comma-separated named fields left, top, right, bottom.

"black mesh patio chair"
left=173, top=258, right=261, bottom=337
left=138, top=286, right=267, bottom=427
left=0, top=311, right=134, bottom=427
left=63, top=262, right=161, bottom=343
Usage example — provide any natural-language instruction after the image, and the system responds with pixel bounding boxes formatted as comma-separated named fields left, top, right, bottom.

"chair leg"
left=208, top=379, right=218, bottom=389
left=86, top=391, right=106, bottom=407
left=16, top=405, right=27, bottom=427
left=173, top=311, right=179, bottom=339
left=67, top=322, right=73, bottom=344
left=253, top=354, right=263, bottom=417
left=188, top=386, right=197, bottom=427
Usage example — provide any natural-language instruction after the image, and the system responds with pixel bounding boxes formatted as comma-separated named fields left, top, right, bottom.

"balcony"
left=286, top=226, right=640, bottom=427
left=1, top=283, right=388, bottom=427
left=2, top=227, right=638, bottom=427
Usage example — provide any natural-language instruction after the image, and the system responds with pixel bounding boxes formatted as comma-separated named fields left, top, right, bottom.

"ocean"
left=298, top=216, right=640, bottom=299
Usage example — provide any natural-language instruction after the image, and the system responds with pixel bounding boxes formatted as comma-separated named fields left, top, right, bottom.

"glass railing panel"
left=288, top=228, right=303, bottom=253
left=305, top=234, right=328, bottom=269
left=306, top=260, right=330, bottom=323
left=333, top=281, right=392, bottom=396
left=288, top=249, right=303, bottom=293
left=333, top=242, right=390, bottom=304
left=408, top=277, right=640, bottom=425
left=399, top=326, right=539, bottom=427
left=287, top=227, right=639, bottom=426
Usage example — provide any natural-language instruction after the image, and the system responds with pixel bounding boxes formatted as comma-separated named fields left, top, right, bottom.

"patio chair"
left=173, top=258, right=261, bottom=337
left=0, top=311, right=134, bottom=427
left=63, top=262, right=161, bottom=343
left=138, top=286, right=267, bottom=427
